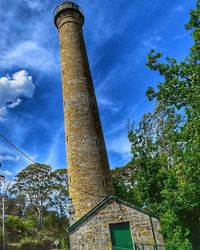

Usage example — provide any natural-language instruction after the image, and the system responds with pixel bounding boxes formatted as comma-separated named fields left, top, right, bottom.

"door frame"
left=109, top=221, right=135, bottom=250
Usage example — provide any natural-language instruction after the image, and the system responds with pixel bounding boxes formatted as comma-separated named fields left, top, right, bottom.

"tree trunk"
left=187, top=209, right=200, bottom=250
left=37, top=207, right=43, bottom=230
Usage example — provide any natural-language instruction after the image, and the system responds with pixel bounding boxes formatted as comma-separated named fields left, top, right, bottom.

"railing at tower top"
left=54, top=2, right=84, bottom=19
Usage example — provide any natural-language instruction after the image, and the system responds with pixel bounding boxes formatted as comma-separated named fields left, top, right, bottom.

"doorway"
left=109, top=222, right=134, bottom=249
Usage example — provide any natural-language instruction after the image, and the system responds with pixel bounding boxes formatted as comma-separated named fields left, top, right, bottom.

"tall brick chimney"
left=54, top=2, right=114, bottom=220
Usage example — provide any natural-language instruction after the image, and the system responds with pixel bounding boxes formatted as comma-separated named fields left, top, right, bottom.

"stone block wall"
left=69, top=199, right=165, bottom=250
left=54, top=3, right=114, bottom=221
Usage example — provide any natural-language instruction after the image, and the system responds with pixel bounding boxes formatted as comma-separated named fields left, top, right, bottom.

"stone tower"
left=54, top=2, right=114, bottom=220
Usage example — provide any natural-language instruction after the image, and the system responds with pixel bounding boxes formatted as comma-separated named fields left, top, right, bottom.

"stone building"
left=68, top=196, right=165, bottom=250
left=54, top=2, right=165, bottom=249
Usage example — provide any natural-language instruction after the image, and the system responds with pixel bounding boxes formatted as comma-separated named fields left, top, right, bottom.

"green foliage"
left=60, top=238, right=70, bottom=250
left=111, top=162, right=139, bottom=204
left=113, top=1, right=200, bottom=249
left=6, top=215, right=33, bottom=237
left=2, top=165, right=69, bottom=250
left=8, top=236, right=43, bottom=250
left=160, top=211, right=192, bottom=250
left=11, top=164, right=69, bottom=229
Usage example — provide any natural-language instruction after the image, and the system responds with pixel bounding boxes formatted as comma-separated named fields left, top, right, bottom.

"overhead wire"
left=0, top=134, right=36, bottom=164
left=0, top=133, right=106, bottom=198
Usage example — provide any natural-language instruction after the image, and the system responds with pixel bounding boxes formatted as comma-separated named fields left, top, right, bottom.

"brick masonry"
left=68, top=198, right=165, bottom=250
left=54, top=3, right=165, bottom=249
left=54, top=3, right=114, bottom=220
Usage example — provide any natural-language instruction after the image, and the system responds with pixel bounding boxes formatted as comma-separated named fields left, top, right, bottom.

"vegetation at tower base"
left=112, top=1, right=200, bottom=249
left=0, top=164, right=70, bottom=250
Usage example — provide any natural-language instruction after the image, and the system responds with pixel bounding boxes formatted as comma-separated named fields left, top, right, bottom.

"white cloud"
left=105, top=101, right=143, bottom=137
left=95, top=66, right=124, bottom=114
left=107, top=134, right=131, bottom=159
left=46, top=127, right=65, bottom=169
left=142, top=36, right=163, bottom=48
left=0, top=70, right=35, bottom=119
left=85, top=1, right=132, bottom=48
left=3, top=169, right=15, bottom=177
left=6, top=98, right=22, bottom=108
left=0, top=41, right=57, bottom=71
left=23, top=0, right=48, bottom=11
left=174, top=5, right=184, bottom=12
left=98, top=96, right=122, bottom=113
left=0, top=154, right=19, bottom=162
left=0, top=107, right=7, bottom=120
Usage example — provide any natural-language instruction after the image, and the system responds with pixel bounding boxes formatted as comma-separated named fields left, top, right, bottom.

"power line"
left=0, top=134, right=36, bottom=164
left=69, top=183, right=105, bottom=198
left=0, top=133, right=106, bottom=199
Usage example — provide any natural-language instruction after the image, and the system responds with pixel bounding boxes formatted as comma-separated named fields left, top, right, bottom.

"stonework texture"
left=54, top=5, right=114, bottom=220
left=69, top=199, right=165, bottom=250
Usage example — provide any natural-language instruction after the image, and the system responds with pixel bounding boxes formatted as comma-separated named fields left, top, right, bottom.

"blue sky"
left=0, top=0, right=196, bottom=179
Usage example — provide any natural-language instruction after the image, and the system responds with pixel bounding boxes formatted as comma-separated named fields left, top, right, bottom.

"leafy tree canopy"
left=113, top=1, right=200, bottom=249
left=1, top=164, right=70, bottom=249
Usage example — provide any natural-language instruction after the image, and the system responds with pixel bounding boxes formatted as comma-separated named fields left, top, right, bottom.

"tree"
left=11, top=164, right=69, bottom=229
left=111, top=162, right=139, bottom=204
left=144, top=1, right=200, bottom=248
left=49, top=168, right=70, bottom=217
left=2, top=164, right=70, bottom=249
left=11, top=164, right=53, bottom=229
left=114, top=1, right=199, bottom=249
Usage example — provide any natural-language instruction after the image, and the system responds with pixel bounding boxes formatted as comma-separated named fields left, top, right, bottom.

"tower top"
left=54, top=2, right=84, bottom=27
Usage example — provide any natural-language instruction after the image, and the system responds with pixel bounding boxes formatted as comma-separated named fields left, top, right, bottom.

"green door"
left=109, top=222, right=134, bottom=250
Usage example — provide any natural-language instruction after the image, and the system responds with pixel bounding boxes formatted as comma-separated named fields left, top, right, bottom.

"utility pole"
left=0, top=163, right=6, bottom=250
left=2, top=197, right=5, bottom=250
